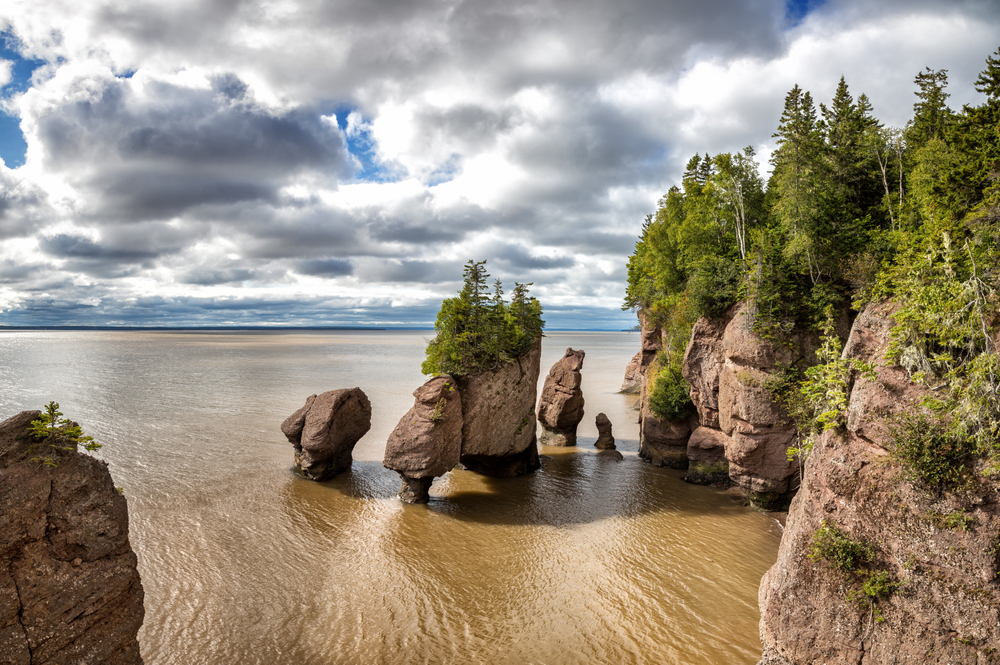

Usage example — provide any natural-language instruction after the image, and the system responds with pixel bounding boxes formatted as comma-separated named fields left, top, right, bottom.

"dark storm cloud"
left=40, top=234, right=161, bottom=261
left=493, top=243, right=575, bottom=271
left=33, top=73, right=350, bottom=221
left=295, top=258, right=354, bottom=277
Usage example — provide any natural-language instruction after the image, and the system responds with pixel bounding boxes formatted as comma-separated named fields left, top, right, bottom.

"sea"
left=0, top=329, right=781, bottom=665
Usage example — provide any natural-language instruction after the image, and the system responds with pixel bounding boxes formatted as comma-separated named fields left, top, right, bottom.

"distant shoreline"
left=0, top=326, right=635, bottom=332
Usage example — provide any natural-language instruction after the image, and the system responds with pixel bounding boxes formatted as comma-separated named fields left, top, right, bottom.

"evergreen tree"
left=908, top=67, right=952, bottom=148
left=771, top=85, right=829, bottom=284
left=422, top=262, right=544, bottom=376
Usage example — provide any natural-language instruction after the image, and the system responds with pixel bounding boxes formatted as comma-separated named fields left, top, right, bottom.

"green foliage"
left=925, top=509, right=974, bottom=531
left=888, top=409, right=973, bottom=489
left=30, top=402, right=100, bottom=451
left=27, top=402, right=101, bottom=467
left=422, top=260, right=545, bottom=377
left=648, top=364, right=692, bottom=421
left=623, top=49, right=1000, bottom=485
left=809, top=519, right=875, bottom=573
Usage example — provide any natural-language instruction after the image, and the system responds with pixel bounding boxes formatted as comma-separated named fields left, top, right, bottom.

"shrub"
left=888, top=410, right=972, bottom=489
left=809, top=519, right=874, bottom=573
left=648, top=367, right=692, bottom=421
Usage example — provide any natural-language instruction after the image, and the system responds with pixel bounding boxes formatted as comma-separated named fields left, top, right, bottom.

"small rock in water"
left=281, top=388, right=372, bottom=481
left=594, top=412, right=615, bottom=450
left=397, top=475, right=434, bottom=504
left=596, top=449, right=624, bottom=462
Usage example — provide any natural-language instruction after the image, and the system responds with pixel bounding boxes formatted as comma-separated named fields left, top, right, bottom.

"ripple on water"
left=0, top=330, right=780, bottom=665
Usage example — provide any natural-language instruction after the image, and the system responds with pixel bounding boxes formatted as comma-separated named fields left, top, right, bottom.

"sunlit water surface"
left=0, top=330, right=781, bottom=664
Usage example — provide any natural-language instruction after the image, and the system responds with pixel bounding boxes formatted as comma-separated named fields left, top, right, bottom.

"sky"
left=0, top=0, right=997, bottom=329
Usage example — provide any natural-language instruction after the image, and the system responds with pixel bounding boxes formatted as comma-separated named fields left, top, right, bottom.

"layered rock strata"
left=383, top=377, right=463, bottom=503
left=758, top=300, right=1000, bottom=664
left=281, top=388, right=372, bottom=480
left=537, top=348, right=586, bottom=446
left=594, top=413, right=615, bottom=450
left=0, top=410, right=145, bottom=665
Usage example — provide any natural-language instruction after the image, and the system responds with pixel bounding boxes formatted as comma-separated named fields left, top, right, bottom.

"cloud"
left=0, top=0, right=997, bottom=328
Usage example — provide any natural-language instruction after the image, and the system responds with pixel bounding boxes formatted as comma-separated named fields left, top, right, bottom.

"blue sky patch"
left=0, top=31, right=45, bottom=168
left=333, top=106, right=395, bottom=183
left=785, top=0, right=825, bottom=27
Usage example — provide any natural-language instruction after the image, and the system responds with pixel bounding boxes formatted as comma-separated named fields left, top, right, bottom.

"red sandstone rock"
left=682, top=312, right=732, bottom=429
left=683, top=426, right=730, bottom=487
left=281, top=388, right=372, bottom=480
left=383, top=376, right=463, bottom=503
left=0, top=410, right=145, bottom=665
left=757, top=300, right=1000, bottom=664
left=594, top=413, right=615, bottom=450
left=456, top=340, right=542, bottom=477
left=638, top=410, right=691, bottom=468
left=621, top=352, right=643, bottom=394
left=537, top=348, right=586, bottom=446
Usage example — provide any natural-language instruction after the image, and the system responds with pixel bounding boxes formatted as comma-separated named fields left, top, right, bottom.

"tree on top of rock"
left=422, top=260, right=545, bottom=377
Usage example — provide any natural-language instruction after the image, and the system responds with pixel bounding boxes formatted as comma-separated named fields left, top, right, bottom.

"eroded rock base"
left=397, top=475, right=434, bottom=504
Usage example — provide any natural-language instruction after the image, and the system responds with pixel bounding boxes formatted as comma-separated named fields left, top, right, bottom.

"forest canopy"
left=422, top=260, right=545, bottom=377
left=626, top=48, right=1000, bottom=467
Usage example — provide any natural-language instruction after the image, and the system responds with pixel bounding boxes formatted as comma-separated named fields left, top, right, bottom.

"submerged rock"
left=457, top=340, right=542, bottom=477
left=281, top=388, right=372, bottom=481
left=594, top=412, right=615, bottom=450
left=383, top=377, right=463, bottom=503
left=537, top=348, right=586, bottom=446
left=0, top=410, right=145, bottom=665
left=596, top=449, right=624, bottom=462
left=620, top=352, right=643, bottom=394
left=683, top=426, right=730, bottom=486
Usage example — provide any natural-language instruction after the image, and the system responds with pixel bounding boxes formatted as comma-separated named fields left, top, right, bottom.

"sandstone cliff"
left=757, top=301, right=1000, bottom=664
left=635, top=304, right=817, bottom=503
left=0, top=410, right=145, bottom=665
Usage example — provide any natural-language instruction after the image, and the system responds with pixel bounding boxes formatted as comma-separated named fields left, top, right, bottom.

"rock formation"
left=281, top=388, right=372, bottom=481
left=383, top=377, right=463, bottom=503
left=594, top=413, right=615, bottom=450
left=757, top=300, right=1000, bottom=664
left=683, top=426, right=730, bottom=486
left=596, top=449, right=623, bottom=462
left=620, top=352, right=642, bottom=394
left=385, top=340, right=543, bottom=497
left=537, top=348, right=586, bottom=446
left=0, top=410, right=145, bottom=665
left=635, top=311, right=693, bottom=469
left=456, top=340, right=542, bottom=477
left=629, top=302, right=817, bottom=505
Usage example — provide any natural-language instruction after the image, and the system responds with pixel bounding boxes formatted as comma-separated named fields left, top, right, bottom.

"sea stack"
left=456, top=340, right=543, bottom=476
left=281, top=388, right=372, bottom=480
left=594, top=412, right=615, bottom=450
left=383, top=377, right=463, bottom=503
left=0, top=410, right=145, bottom=664
left=537, top=348, right=586, bottom=446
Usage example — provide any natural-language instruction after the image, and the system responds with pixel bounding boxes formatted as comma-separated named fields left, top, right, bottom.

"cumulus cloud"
left=0, top=0, right=997, bottom=326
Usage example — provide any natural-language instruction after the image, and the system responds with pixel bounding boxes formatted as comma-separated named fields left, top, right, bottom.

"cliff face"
left=758, top=301, right=1000, bottom=664
left=456, top=339, right=542, bottom=477
left=636, top=304, right=816, bottom=502
left=0, top=410, right=145, bottom=665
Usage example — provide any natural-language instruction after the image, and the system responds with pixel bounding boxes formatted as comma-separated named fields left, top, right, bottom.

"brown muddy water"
left=0, top=330, right=782, bottom=664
